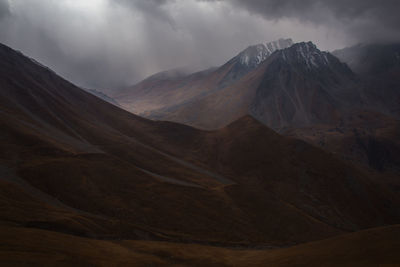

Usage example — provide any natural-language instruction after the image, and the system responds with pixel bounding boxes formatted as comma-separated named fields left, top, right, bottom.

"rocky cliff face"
left=250, top=42, right=359, bottom=130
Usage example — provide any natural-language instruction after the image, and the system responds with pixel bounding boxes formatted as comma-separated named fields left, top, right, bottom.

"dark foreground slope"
left=0, top=42, right=400, bottom=263
left=0, top=224, right=399, bottom=266
left=284, top=110, right=400, bottom=173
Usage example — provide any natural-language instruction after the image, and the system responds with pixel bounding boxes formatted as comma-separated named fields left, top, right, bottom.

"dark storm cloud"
left=230, top=0, right=400, bottom=43
left=231, top=0, right=399, bottom=22
left=115, top=0, right=175, bottom=26
left=0, top=0, right=398, bottom=90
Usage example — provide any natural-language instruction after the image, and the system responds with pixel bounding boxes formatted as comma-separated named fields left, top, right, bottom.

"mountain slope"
left=283, top=110, right=400, bottom=173
left=0, top=42, right=399, bottom=248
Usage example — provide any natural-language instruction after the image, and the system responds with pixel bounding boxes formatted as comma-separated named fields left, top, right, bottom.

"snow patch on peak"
left=289, top=42, right=331, bottom=70
left=241, top=54, right=250, bottom=65
left=239, top=38, right=293, bottom=67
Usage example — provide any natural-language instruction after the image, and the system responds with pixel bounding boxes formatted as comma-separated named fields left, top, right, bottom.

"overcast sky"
left=0, top=0, right=399, bottom=89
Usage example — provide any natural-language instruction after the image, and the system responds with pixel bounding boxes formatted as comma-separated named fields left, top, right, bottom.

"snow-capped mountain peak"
left=238, top=38, right=294, bottom=67
left=279, top=42, right=333, bottom=70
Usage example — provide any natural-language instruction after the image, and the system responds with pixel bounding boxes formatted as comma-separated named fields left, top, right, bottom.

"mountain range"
left=114, top=41, right=400, bottom=129
left=0, top=39, right=399, bottom=266
left=110, top=40, right=400, bottom=173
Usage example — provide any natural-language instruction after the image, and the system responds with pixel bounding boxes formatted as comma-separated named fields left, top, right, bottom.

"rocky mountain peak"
left=278, top=41, right=333, bottom=70
left=238, top=38, right=293, bottom=67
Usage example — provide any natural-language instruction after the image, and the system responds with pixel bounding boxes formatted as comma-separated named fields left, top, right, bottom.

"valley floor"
left=0, top=224, right=399, bottom=266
